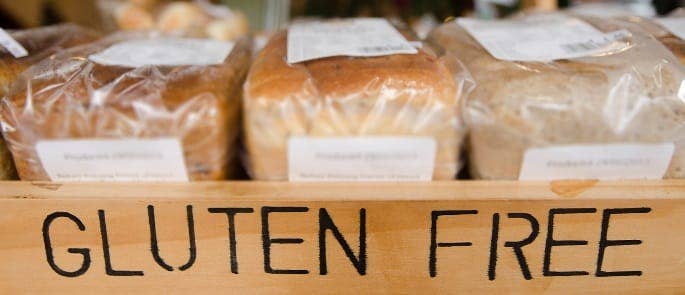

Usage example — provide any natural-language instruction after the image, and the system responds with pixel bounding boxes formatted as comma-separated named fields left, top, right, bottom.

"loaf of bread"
left=427, top=14, right=685, bottom=179
left=243, top=29, right=472, bottom=180
left=0, top=33, right=251, bottom=181
left=0, top=24, right=99, bottom=180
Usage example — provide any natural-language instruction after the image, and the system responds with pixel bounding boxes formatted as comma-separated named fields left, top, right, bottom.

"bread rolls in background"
left=0, top=33, right=252, bottom=181
left=427, top=14, right=685, bottom=180
left=101, top=0, right=249, bottom=41
left=129, top=0, right=159, bottom=10
left=114, top=2, right=155, bottom=30
left=206, top=13, right=250, bottom=41
left=0, top=24, right=100, bottom=180
left=156, top=2, right=210, bottom=36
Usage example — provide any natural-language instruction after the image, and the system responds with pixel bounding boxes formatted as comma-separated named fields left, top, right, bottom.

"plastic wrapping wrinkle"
left=620, top=15, right=685, bottom=65
left=427, top=14, right=685, bottom=180
left=0, top=24, right=99, bottom=181
left=243, top=29, right=474, bottom=181
left=0, top=32, right=252, bottom=181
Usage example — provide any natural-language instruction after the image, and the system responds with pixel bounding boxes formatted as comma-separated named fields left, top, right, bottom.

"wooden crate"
left=0, top=180, right=683, bottom=294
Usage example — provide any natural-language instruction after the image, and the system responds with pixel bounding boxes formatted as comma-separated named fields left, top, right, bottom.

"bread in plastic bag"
left=0, top=24, right=99, bottom=180
left=243, top=25, right=474, bottom=181
left=426, top=13, right=685, bottom=180
left=0, top=129, right=13, bottom=180
left=0, top=32, right=252, bottom=181
left=619, top=15, right=685, bottom=65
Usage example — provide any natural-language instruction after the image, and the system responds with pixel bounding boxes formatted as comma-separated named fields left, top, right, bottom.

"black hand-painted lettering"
left=504, top=213, right=539, bottom=280
left=488, top=213, right=500, bottom=281
left=262, top=206, right=310, bottom=274
left=543, top=208, right=597, bottom=277
left=148, top=205, right=197, bottom=272
left=98, top=210, right=144, bottom=276
left=429, top=210, right=478, bottom=277
left=319, top=208, right=366, bottom=275
left=208, top=207, right=255, bottom=274
left=596, top=207, right=651, bottom=277
left=42, top=212, right=91, bottom=277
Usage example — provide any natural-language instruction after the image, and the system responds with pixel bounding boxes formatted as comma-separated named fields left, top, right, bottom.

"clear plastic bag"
left=427, top=13, right=685, bottom=180
left=97, top=0, right=249, bottom=41
left=243, top=25, right=474, bottom=181
left=0, top=24, right=99, bottom=180
left=0, top=32, right=252, bottom=181
left=619, top=14, right=685, bottom=65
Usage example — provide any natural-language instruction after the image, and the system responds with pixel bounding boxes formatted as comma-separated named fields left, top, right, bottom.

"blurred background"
left=0, top=0, right=681, bottom=32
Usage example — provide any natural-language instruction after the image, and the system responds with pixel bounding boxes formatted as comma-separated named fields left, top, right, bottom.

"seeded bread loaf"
left=0, top=24, right=99, bottom=180
left=1, top=33, right=251, bottom=181
left=427, top=15, right=685, bottom=179
left=243, top=30, right=471, bottom=180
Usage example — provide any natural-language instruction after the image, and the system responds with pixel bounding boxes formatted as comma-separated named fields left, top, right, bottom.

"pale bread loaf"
left=427, top=15, right=685, bottom=179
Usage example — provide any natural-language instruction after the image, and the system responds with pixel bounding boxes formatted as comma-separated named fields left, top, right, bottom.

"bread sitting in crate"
left=0, top=32, right=251, bottom=181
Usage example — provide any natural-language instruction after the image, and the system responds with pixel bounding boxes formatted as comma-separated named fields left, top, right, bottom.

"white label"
left=89, top=38, right=234, bottom=67
left=519, top=143, right=675, bottom=180
left=457, top=15, right=632, bottom=61
left=656, top=17, right=685, bottom=40
left=288, top=137, right=436, bottom=182
left=287, top=18, right=418, bottom=63
left=0, top=28, right=27, bottom=58
left=36, top=138, right=189, bottom=182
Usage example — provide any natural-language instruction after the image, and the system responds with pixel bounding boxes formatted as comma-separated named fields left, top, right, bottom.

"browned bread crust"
left=0, top=24, right=99, bottom=97
left=1, top=33, right=252, bottom=181
left=244, top=29, right=467, bottom=180
left=0, top=24, right=99, bottom=180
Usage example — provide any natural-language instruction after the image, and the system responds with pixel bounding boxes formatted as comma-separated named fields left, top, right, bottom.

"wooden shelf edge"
left=0, top=180, right=683, bottom=293
left=1, top=180, right=684, bottom=201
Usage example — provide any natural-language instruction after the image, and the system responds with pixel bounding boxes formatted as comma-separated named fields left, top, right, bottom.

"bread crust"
left=427, top=15, right=685, bottom=179
left=244, top=29, right=468, bottom=180
left=0, top=24, right=99, bottom=180
left=1, top=33, right=251, bottom=181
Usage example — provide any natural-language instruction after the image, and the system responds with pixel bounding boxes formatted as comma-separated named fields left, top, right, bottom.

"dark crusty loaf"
left=1, top=32, right=251, bottom=181
left=244, top=29, right=470, bottom=180
left=0, top=24, right=99, bottom=180
left=427, top=14, right=685, bottom=179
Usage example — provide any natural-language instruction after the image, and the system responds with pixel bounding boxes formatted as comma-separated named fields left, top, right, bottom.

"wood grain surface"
left=0, top=181, right=682, bottom=294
